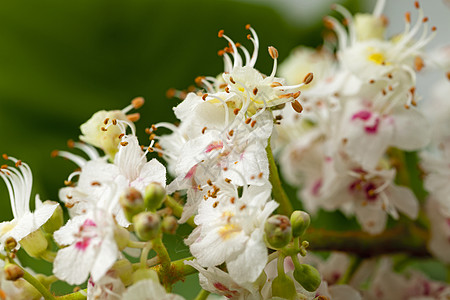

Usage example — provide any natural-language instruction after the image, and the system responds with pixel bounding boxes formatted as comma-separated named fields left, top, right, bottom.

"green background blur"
left=0, top=0, right=361, bottom=297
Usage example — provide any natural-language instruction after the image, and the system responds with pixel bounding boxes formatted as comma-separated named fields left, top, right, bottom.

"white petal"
left=386, top=185, right=419, bottom=219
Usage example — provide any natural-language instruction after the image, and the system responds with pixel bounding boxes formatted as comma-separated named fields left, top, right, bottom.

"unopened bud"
left=132, top=268, right=159, bottom=284
left=144, top=182, right=166, bottom=212
left=293, top=263, right=321, bottom=292
left=112, top=259, right=134, bottom=286
left=4, top=237, right=17, bottom=252
left=271, top=274, right=297, bottom=299
left=290, top=211, right=310, bottom=238
left=114, top=225, right=130, bottom=251
left=42, top=201, right=64, bottom=233
left=161, top=216, right=178, bottom=235
left=4, top=263, right=24, bottom=281
left=119, top=187, right=145, bottom=222
left=133, top=212, right=161, bottom=241
left=20, top=230, right=48, bottom=258
left=264, top=215, right=292, bottom=249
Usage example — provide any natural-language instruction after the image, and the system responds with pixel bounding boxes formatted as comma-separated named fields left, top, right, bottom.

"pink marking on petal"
left=83, top=219, right=97, bottom=227
left=205, top=141, right=223, bottom=153
left=311, top=179, right=322, bottom=196
left=185, top=165, right=197, bottom=179
left=75, top=237, right=91, bottom=251
left=364, top=117, right=380, bottom=134
left=352, top=110, right=372, bottom=121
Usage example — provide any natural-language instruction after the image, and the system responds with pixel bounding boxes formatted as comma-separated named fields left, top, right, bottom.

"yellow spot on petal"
left=367, top=52, right=386, bottom=65
left=218, top=224, right=241, bottom=240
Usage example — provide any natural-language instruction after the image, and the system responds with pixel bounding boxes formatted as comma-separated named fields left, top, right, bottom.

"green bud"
left=4, top=263, right=24, bottom=281
left=293, top=263, right=321, bottom=292
left=20, top=230, right=48, bottom=258
left=35, top=274, right=55, bottom=289
left=132, top=268, right=159, bottom=284
left=271, top=274, right=297, bottom=300
left=161, top=215, right=178, bottom=235
left=111, top=259, right=134, bottom=286
left=42, top=201, right=64, bottom=234
left=144, top=182, right=166, bottom=212
left=114, top=225, right=130, bottom=251
left=290, top=210, right=310, bottom=238
left=133, top=212, right=161, bottom=241
left=264, top=215, right=292, bottom=249
left=119, top=187, right=145, bottom=222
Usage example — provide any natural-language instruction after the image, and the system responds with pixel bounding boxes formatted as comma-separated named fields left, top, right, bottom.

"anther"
left=127, top=113, right=140, bottom=122
left=103, top=118, right=109, bottom=125
left=166, top=88, right=176, bottom=98
left=422, top=17, right=428, bottom=23
left=67, top=139, right=75, bottom=148
left=387, top=74, right=393, bottom=79
left=369, top=79, right=375, bottom=84
left=431, top=26, right=437, bottom=31
left=64, top=180, right=72, bottom=186
left=202, top=94, right=209, bottom=101
left=293, top=91, right=301, bottom=99
left=291, top=100, right=303, bottom=113
left=202, top=127, right=207, bottom=134
left=245, top=118, right=251, bottom=124
left=446, top=72, right=450, bottom=81
left=91, top=181, right=101, bottom=186
left=195, top=76, right=205, bottom=86
left=230, top=197, right=235, bottom=204
left=228, top=130, right=234, bottom=136
left=112, top=119, right=117, bottom=125
left=217, top=49, right=225, bottom=56
left=101, top=127, right=107, bottom=131
left=213, top=201, right=219, bottom=208
left=233, top=108, right=240, bottom=115
left=207, top=179, right=213, bottom=186
left=246, top=34, right=251, bottom=40
left=250, top=120, right=257, bottom=128
left=245, top=24, right=251, bottom=30
left=258, top=172, right=263, bottom=179
left=270, top=82, right=282, bottom=87
left=253, top=87, right=258, bottom=95
left=151, top=124, right=157, bottom=131
left=119, top=133, right=125, bottom=139
left=303, top=73, right=314, bottom=84
left=240, top=204, right=246, bottom=211
left=131, top=97, right=145, bottom=109
left=414, top=1, right=419, bottom=9
left=2, top=154, right=8, bottom=160
left=218, top=30, right=224, bottom=38
left=225, top=87, right=230, bottom=93
left=120, top=142, right=129, bottom=146
left=405, top=12, right=411, bottom=23
left=381, top=89, right=387, bottom=96
left=229, top=77, right=236, bottom=84
left=414, top=56, right=424, bottom=71
left=65, top=203, right=75, bottom=208
left=51, top=150, right=59, bottom=158
left=268, top=46, right=278, bottom=59
left=1, top=165, right=7, bottom=169
left=388, top=85, right=393, bottom=91
left=225, top=178, right=231, bottom=183
left=15, top=160, right=22, bottom=167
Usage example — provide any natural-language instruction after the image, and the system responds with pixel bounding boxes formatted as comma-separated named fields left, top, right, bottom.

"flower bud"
left=290, top=211, right=310, bottom=238
left=133, top=212, right=161, bottom=241
left=112, top=259, right=134, bottom=286
left=42, top=201, right=64, bottom=234
left=144, top=182, right=166, bottom=212
left=4, top=237, right=18, bottom=252
left=4, top=263, right=24, bottom=281
left=264, top=215, right=292, bottom=249
left=12, top=279, right=42, bottom=299
left=131, top=268, right=159, bottom=284
left=161, top=216, right=178, bottom=235
left=114, top=225, right=130, bottom=251
left=119, top=187, right=145, bottom=222
left=19, top=230, right=48, bottom=258
left=271, top=274, right=297, bottom=300
left=293, top=263, right=321, bottom=292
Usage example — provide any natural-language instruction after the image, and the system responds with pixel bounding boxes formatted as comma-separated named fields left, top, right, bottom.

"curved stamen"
left=246, top=25, right=260, bottom=67
left=333, top=4, right=356, bottom=45
left=56, top=150, right=88, bottom=168
left=324, top=16, right=348, bottom=51
left=204, top=94, right=230, bottom=126
left=238, top=43, right=251, bottom=66
left=152, top=122, right=180, bottom=133
left=218, top=30, right=243, bottom=69
left=373, top=0, right=386, bottom=17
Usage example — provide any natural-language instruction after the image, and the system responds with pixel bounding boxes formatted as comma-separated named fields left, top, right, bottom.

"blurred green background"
left=0, top=0, right=365, bottom=297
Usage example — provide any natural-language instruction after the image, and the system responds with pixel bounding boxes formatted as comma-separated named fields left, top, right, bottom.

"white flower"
left=365, top=258, right=450, bottom=300
left=79, top=97, right=144, bottom=159
left=185, top=180, right=278, bottom=284
left=86, top=271, right=125, bottom=300
left=185, top=260, right=259, bottom=300
left=0, top=156, right=57, bottom=248
left=53, top=210, right=120, bottom=285
left=425, top=198, right=450, bottom=264
left=122, top=279, right=184, bottom=300
left=59, top=135, right=166, bottom=227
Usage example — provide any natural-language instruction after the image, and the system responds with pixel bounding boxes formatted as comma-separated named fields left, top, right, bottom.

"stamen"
left=268, top=46, right=278, bottom=78
left=303, top=72, right=314, bottom=84
left=291, top=100, right=303, bottom=113
left=127, top=113, right=140, bottom=122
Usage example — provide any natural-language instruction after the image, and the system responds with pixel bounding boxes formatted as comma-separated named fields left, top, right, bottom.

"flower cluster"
left=0, top=0, right=449, bottom=299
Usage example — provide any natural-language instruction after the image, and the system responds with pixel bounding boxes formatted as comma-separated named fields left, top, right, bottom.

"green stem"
left=56, top=290, right=87, bottom=300
left=152, top=236, right=172, bottom=290
left=194, top=289, right=211, bottom=300
left=337, top=255, right=362, bottom=284
left=151, top=256, right=197, bottom=286
left=140, top=242, right=152, bottom=269
left=21, top=268, right=56, bottom=300
left=127, top=240, right=147, bottom=248
left=266, top=138, right=293, bottom=216
left=165, top=196, right=196, bottom=227
left=304, top=223, right=429, bottom=257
